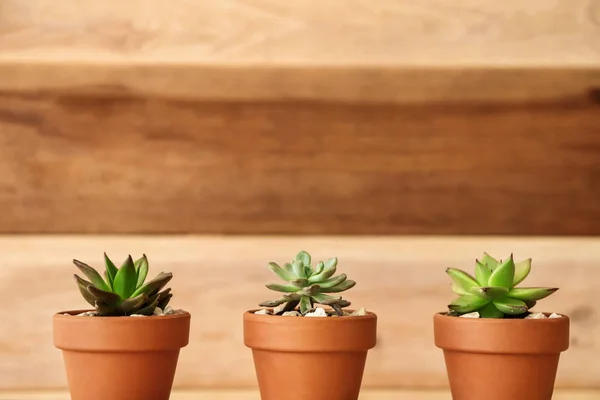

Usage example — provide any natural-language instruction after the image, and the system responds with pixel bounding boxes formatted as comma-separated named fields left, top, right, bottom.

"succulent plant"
left=259, top=251, right=355, bottom=316
left=446, top=253, right=558, bottom=318
left=73, top=253, right=173, bottom=316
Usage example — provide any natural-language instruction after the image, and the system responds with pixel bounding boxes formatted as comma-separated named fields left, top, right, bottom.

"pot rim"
left=245, top=309, right=377, bottom=321
left=55, top=309, right=191, bottom=320
left=434, top=311, right=568, bottom=322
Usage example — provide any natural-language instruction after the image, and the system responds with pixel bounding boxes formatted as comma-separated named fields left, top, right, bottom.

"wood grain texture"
left=0, top=236, right=598, bottom=390
left=0, top=390, right=597, bottom=400
left=1, top=0, right=600, bottom=65
left=1, top=67, right=599, bottom=234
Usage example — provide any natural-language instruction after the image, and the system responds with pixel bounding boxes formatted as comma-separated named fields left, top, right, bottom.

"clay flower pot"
left=434, top=312, right=570, bottom=400
left=243, top=310, right=377, bottom=400
left=54, top=309, right=191, bottom=400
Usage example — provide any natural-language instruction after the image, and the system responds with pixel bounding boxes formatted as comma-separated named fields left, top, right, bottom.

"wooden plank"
left=0, top=236, right=598, bottom=390
left=1, top=67, right=599, bottom=235
left=0, top=390, right=596, bottom=400
left=1, top=0, right=599, bottom=66
left=0, top=63, right=599, bottom=104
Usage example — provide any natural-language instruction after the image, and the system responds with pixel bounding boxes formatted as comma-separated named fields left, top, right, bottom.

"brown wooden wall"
left=1, top=0, right=600, bottom=397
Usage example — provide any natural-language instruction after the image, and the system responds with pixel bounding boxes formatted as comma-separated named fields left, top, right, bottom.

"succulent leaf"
left=265, top=283, right=299, bottom=292
left=312, top=292, right=343, bottom=305
left=292, top=260, right=305, bottom=278
left=134, top=296, right=159, bottom=316
left=113, top=256, right=138, bottom=299
left=103, top=253, right=118, bottom=288
left=488, top=255, right=515, bottom=289
left=156, top=288, right=172, bottom=309
left=87, top=285, right=122, bottom=307
left=492, top=298, right=528, bottom=315
left=507, top=287, right=558, bottom=301
left=513, top=258, right=532, bottom=286
left=478, top=302, right=505, bottom=318
left=134, top=254, right=149, bottom=288
left=473, top=286, right=509, bottom=300
left=301, top=285, right=321, bottom=296
left=73, top=259, right=111, bottom=292
left=446, top=268, right=479, bottom=295
left=74, top=274, right=97, bottom=307
left=448, top=295, right=490, bottom=313
left=291, top=278, right=309, bottom=288
left=321, top=279, right=356, bottom=293
left=131, top=272, right=173, bottom=298
left=481, top=253, right=500, bottom=269
left=120, top=293, right=148, bottom=314
left=259, top=299, right=287, bottom=307
left=318, top=274, right=347, bottom=289
left=296, top=251, right=311, bottom=266
left=299, top=296, right=312, bottom=315
left=475, top=260, right=492, bottom=286
left=313, top=261, right=325, bottom=275
left=308, top=263, right=337, bottom=283
left=268, top=262, right=297, bottom=281
left=324, top=257, right=338, bottom=270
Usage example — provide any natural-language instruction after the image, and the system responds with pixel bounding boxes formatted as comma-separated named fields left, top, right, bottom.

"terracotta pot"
left=243, top=310, right=377, bottom=400
left=434, top=312, right=570, bottom=400
left=54, top=309, right=191, bottom=400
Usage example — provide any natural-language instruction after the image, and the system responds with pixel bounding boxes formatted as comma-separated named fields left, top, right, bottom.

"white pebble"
left=129, top=314, right=147, bottom=317
left=163, top=306, right=174, bottom=315
left=282, top=311, right=301, bottom=317
left=305, top=307, right=328, bottom=317
left=525, top=312, right=548, bottom=319
left=549, top=313, right=563, bottom=319
left=153, top=307, right=164, bottom=316
left=76, top=311, right=97, bottom=317
left=254, top=309, right=270, bottom=315
left=350, top=307, right=367, bottom=316
left=459, top=312, right=480, bottom=318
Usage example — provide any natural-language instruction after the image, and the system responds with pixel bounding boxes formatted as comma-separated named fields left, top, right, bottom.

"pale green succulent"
left=446, top=253, right=558, bottom=318
left=260, top=251, right=355, bottom=316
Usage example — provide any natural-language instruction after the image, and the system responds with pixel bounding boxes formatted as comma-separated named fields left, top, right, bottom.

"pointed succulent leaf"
left=292, top=260, right=305, bottom=278
left=120, top=293, right=149, bottom=314
left=266, top=283, right=300, bottom=292
left=299, top=296, right=312, bottom=315
left=311, top=293, right=343, bottom=305
left=475, top=260, right=493, bottom=286
left=524, top=299, right=537, bottom=309
left=296, top=251, right=311, bottom=266
left=103, top=253, right=118, bottom=288
left=481, top=253, right=500, bottom=269
left=73, top=274, right=97, bottom=306
left=291, top=278, right=309, bottom=288
left=513, top=258, right=532, bottom=286
left=488, top=255, right=515, bottom=289
left=268, top=262, right=296, bottom=281
left=73, top=259, right=111, bottom=292
left=95, top=300, right=122, bottom=316
left=478, top=302, right=505, bottom=318
left=87, top=285, right=121, bottom=307
left=321, top=279, right=356, bottom=293
left=446, top=268, right=480, bottom=295
left=447, top=295, right=490, bottom=313
left=157, top=293, right=173, bottom=310
left=112, top=255, right=138, bottom=299
left=493, top=297, right=528, bottom=315
left=282, top=292, right=302, bottom=301
left=259, top=299, right=288, bottom=307
left=134, top=254, right=149, bottom=288
left=156, top=288, right=172, bottom=309
left=313, top=261, right=325, bottom=275
left=300, top=285, right=320, bottom=296
left=131, top=272, right=173, bottom=297
left=507, top=287, right=558, bottom=301
left=304, top=265, right=313, bottom=278
left=337, top=299, right=351, bottom=307
left=134, top=296, right=159, bottom=316
left=308, top=263, right=337, bottom=283
left=317, top=274, right=347, bottom=289
left=473, top=286, right=509, bottom=300
left=324, top=257, right=338, bottom=269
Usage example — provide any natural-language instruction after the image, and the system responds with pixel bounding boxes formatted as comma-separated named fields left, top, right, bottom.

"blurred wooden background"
left=1, top=0, right=599, bottom=398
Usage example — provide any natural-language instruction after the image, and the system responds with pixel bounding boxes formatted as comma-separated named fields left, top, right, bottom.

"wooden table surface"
left=0, top=390, right=597, bottom=399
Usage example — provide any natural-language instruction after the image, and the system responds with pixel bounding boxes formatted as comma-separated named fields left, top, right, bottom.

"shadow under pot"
left=433, top=312, right=570, bottom=400
left=244, top=310, right=377, bottom=400
left=53, top=310, right=190, bottom=400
